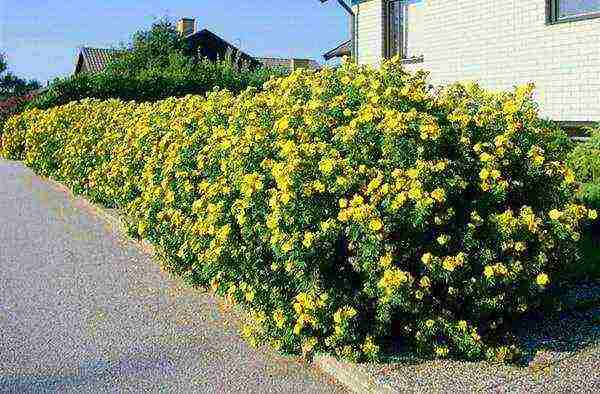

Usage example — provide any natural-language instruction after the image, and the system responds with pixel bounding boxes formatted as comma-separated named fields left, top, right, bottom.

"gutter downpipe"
left=336, top=0, right=356, bottom=62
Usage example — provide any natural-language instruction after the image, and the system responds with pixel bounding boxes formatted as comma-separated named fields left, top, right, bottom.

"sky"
left=0, top=0, right=350, bottom=84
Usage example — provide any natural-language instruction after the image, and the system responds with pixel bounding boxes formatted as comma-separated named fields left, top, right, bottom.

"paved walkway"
left=0, top=160, right=346, bottom=393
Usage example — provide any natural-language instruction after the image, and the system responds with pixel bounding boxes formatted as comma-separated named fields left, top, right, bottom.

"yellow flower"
left=549, top=209, right=562, bottom=221
left=379, top=253, right=393, bottom=268
left=362, top=336, right=379, bottom=355
left=312, top=180, right=326, bottom=193
left=137, top=220, right=148, bottom=237
left=339, top=198, right=348, bottom=208
left=302, top=337, right=318, bottom=354
left=319, top=158, right=335, bottom=175
left=421, top=253, right=433, bottom=265
left=564, top=170, right=575, bottom=184
left=369, top=218, right=384, bottom=232
left=484, top=266, right=494, bottom=279
left=282, top=239, right=294, bottom=253
left=435, top=346, right=449, bottom=357
left=350, top=195, right=364, bottom=206
left=293, top=322, right=303, bottom=335
left=302, top=232, right=315, bottom=248
left=431, top=188, right=446, bottom=203
left=241, top=324, right=253, bottom=338
left=479, top=152, right=493, bottom=162
left=408, top=187, right=422, bottom=200
left=588, top=209, right=598, bottom=220
left=345, top=307, right=357, bottom=321
left=479, top=168, right=490, bottom=180
left=273, top=309, right=286, bottom=329
left=436, top=234, right=449, bottom=246
left=425, top=319, right=435, bottom=328
left=458, top=320, right=468, bottom=331
left=494, top=263, right=508, bottom=276
left=334, top=325, right=343, bottom=336
left=514, top=241, right=526, bottom=252
left=270, top=339, right=283, bottom=350
left=572, top=232, right=580, bottom=242
left=536, top=273, right=549, bottom=287
left=419, top=276, right=431, bottom=288
left=338, top=210, right=350, bottom=222
left=442, top=257, right=455, bottom=272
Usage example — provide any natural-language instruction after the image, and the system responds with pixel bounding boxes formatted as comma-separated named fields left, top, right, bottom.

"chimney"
left=176, top=18, right=195, bottom=37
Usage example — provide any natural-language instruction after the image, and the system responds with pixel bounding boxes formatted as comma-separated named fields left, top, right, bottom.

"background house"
left=339, top=0, right=600, bottom=126
left=74, top=48, right=125, bottom=74
left=74, top=17, right=320, bottom=75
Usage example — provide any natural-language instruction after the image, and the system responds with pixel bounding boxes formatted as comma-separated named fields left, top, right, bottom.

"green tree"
left=0, top=54, right=6, bottom=74
left=0, top=53, right=41, bottom=100
left=104, top=18, right=193, bottom=76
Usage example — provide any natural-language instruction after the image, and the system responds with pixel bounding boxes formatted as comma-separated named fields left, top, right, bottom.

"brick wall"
left=354, top=0, right=600, bottom=122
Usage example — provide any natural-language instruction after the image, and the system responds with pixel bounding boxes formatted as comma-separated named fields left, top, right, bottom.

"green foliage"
left=26, top=58, right=285, bottom=110
left=540, top=120, right=576, bottom=162
left=103, top=18, right=193, bottom=76
left=568, top=126, right=600, bottom=185
left=567, top=125, right=600, bottom=211
left=0, top=52, right=41, bottom=101
left=2, top=59, right=595, bottom=364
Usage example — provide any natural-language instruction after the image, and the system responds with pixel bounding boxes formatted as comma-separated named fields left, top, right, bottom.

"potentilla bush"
left=1, top=57, right=595, bottom=363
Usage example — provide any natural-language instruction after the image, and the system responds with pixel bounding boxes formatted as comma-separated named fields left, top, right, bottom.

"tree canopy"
left=103, top=18, right=194, bottom=76
left=0, top=53, right=41, bottom=100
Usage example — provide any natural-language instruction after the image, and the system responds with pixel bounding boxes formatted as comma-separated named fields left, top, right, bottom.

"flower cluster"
left=1, top=57, right=594, bottom=363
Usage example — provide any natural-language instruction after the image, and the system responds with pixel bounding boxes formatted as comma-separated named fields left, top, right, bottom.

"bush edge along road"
left=36, top=163, right=600, bottom=394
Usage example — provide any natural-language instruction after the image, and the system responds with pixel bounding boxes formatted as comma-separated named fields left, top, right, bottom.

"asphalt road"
left=0, top=160, right=346, bottom=394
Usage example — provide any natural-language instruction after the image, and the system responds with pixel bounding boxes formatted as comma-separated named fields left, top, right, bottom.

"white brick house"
left=336, top=0, right=600, bottom=124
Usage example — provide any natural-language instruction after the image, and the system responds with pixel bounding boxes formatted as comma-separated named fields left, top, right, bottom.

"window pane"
left=389, top=1, right=401, bottom=57
left=388, top=0, right=423, bottom=59
left=558, top=0, right=600, bottom=19
left=404, top=0, right=424, bottom=58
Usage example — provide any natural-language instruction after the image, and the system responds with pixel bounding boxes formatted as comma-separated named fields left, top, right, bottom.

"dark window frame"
left=385, top=0, right=424, bottom=64
left=546, top=0, right=600, bottom=24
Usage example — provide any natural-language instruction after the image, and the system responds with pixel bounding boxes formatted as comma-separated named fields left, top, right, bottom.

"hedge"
left=26, top=59, right=286, bottom=111
left=1, top=57, right=595, bottom=363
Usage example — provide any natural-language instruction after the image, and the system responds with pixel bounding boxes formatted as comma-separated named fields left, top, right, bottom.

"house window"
left=387, top=0, right=424, bottom=62
left=548, top=0, right=600, bottom=22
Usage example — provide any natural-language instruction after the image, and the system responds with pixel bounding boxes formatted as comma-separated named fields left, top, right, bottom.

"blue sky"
left=0, top=0, right=349, bottom=84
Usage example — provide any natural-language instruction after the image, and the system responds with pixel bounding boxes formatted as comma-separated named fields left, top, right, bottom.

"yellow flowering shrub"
left=1, top=57, right=595, bottom=363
